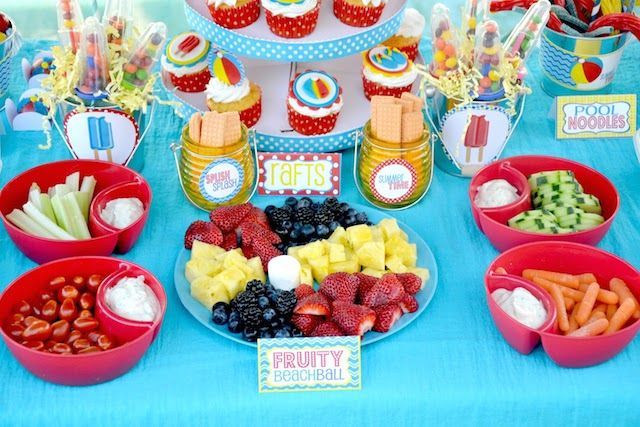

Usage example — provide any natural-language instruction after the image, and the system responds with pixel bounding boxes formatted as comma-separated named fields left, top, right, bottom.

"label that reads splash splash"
left=258, top=336, right=361, bottom=393
left=556, top=94, right=636, bottom=139
left=199, top=158, right=243, bottom=203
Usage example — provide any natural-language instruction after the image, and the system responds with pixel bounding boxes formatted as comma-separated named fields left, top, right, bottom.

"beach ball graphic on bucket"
left=570, top=57, right=603, bottom=86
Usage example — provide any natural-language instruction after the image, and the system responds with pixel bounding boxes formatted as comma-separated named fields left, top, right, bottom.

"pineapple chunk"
left=361, top=268, right=385, bottom=278
left=346, top=224, right=373, bottom=249
left=191, top=276, right=230, bottom=308
left=287, top=246, right=302, bottom=259
left=400, top=243, right=418, bottom=267
left=308, top=255, right=329, bottom=283
left=185, top=259, right=221, bottom=283
left=328, top=226, right=347, bottom=245
left=370, top=226, right=384, bottom=242
left=300, top=264, right=313, bottom=285
left=385, top=237, right=417, bottom=267
left=222, top=249, right=248, bottom=269
left=386, top=255, right=408, bottom=273
left=247, top=257, right=266, bottom=282
left=328, top=258, right=360, bottom=274
left=190, top=240, right=226, bottom=260
left=328, top=242, right=347, bottom=263
left=357, top=241, right=385, bottom=270
left=378, top=218, right=408, bottom=241
left=407, top=267, right=430, bottom=287
left=214, top=269, right=247, bottom=299
left=298, top=240, right=326, bottom=261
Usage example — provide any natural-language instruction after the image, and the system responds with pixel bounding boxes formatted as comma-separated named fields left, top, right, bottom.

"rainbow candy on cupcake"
left=361, top=46, right=417, bottom=100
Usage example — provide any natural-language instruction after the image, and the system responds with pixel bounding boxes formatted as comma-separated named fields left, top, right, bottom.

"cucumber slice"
left=528, top=170, right=576, bottom=191
left=508, top=210, right=556, bottom=227
left=533, top=182, right=583, bottom=199
left=549, top=206, right=584, bottom=219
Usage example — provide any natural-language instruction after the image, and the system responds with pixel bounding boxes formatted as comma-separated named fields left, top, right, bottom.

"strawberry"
left=291, top=313, right=322, bottom=336
left=355, top=273, right=378, bottom=304
left=319, top=273, right=359, bottom=303
left=220, top=232, right=238, bottom=251
left=295, top=284, right=315, bottom=300
left=242, top=207, right=269, bottom=229
left=209, top=203, right=252, bottom=232
left=331, top=301, right=376, bottom=336
left=312, top=321, right=345, bottom=337
left=239, top=222, right=281, bottom=246
left=373, top=303, right=403, bottom=333
left=399, top=294, right=419, bottom=314
left=294, top=292, right=331, bottom=316
left=397, top=273, right=422, bottom=295
left=241, top=244, right=257, bottom=259
left=362, top=273, right=405, bottom=308
left=184, top=220, right=223, bottom=249
left=249, top=238, right=282, bottom=271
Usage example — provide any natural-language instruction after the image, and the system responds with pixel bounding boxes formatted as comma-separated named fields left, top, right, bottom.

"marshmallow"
left=267, top=255, right=301, bottom=291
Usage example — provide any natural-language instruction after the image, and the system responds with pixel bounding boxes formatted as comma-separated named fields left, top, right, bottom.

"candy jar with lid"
left=429, top=3, right=460, bottom=78
left=75, top=17, right=110, bottom=102
left=102, top=0, right=133, bottom=47
left=121, top=22, right=167, bottom=90
left=56, top=0, right=84, bottom=53
left=474, top=20, right=504, bottom=101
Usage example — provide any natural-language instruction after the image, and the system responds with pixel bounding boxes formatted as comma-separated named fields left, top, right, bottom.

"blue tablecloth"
left=1, top=39, right=639, bottom=426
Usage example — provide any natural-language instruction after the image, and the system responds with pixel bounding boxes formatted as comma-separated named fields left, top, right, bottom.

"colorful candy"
left=503, top=0, right=550, bottom=65
left=75, top=17, right=110, bottom=100
left=429, top=4, right=460, bottom=77
left=102, top=0, right=133, bottom=46
left=56, top=0, right=84, bottom=53
left=461, top=0, right=485, bottom=40
left=121, top=22, right=167, bottom=90
left=474, top=20, right=504, bottom=98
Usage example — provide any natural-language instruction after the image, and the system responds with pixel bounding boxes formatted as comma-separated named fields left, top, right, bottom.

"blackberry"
left=313, top=205, right=334, bottom=225
left=295, top=206, right=314, bottom=225
left=275, top=290, right=297, bottom=316
left=269, top=207, right=291, bottom=228
left=246, top=280, right=266, bottom=295
left=241, top=305, right=262, bottom=328
left=243, top=326, right=259, bottom=342
left=323, top=197, right=340, bottom=213
left=234, top=291, right=261, bottom=328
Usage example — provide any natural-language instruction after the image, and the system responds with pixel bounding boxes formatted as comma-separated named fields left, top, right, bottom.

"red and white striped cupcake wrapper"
left=287, top=103, right=339, bottom=136
left=265, top=5, right=320, bottom=39
left=208, top=0, right=260, bottom=29
left=333, top=0, right=385, bottom=27
left=362, top=75, right=413, bottom=100
left=169, top=67, right=211, bottom=93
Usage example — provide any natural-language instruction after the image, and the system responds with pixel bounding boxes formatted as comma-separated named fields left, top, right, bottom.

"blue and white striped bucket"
left=0, top=15, right=21, bottom=104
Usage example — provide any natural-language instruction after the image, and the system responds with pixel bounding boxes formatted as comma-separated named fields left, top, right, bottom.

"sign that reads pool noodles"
left=257, top=152, right=341, bottom=196
left=556, top=94, right=637, bottom=139
left=258, top=336, right=361, bottom=393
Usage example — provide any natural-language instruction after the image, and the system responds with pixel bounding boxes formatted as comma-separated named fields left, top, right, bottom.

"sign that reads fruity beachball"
left=258, top=336, right=361, bottom=393
left=556, top=94, right=637, bottom=139
left=257, top=152, right=341, bottom=196
left=199, top=158, right=244, bottom=203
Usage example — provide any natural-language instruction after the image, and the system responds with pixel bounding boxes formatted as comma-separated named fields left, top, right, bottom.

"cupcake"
left=206, top=49, right=262, bottom=128
left=361, top=46, right=418, bottom=100
left=162, top=32, right=211, bottom=92
left=333, top=0, right=387, bottom=27
left=382, top=8, right=425, bottom=61
left=207, top=0, right=260, bottom=29
left=287, top=70, right=343, bottom=136
left=262, top=0, right=320, bottom=39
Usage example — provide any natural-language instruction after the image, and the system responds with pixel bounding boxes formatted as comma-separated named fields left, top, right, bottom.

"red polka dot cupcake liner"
left=396, top=43, right=419, bottom=62
left=208, top=0, right=260, bottom=29
left=265, top=5, right=320, bottom=39
left=287, top=103, right=339, bottom=136
left=333, top=0, right=385, bottom=27
left=362, top=75, right=413, bottom=100
left=239, top=96, right=262, bottom=128
left=169, top=67, right=211, bottom=93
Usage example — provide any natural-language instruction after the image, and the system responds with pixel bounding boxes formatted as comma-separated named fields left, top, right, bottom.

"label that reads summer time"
left=257, top=152, right=341, bottom=196
left=199, top=158, right=244, bottom=203
left=258, top=336, right=361, bottom=393
left=369, top=158, right=417, bottom=204
left=556, top=94, right=637, bottom=139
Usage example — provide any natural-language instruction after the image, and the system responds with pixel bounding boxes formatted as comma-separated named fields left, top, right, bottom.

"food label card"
left=257, top=152, right=341, bottom=196
left=556, top=94, right=637, bottom=139
left=258, top=336, right=361, bottom=393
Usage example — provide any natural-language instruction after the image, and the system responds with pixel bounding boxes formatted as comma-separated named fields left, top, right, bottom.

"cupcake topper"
left=165, top=32, right=210, bottom=66
left=209, top=49, right=245, bottom=86
left=292, top=71, right=340, bottom=108
left=503, top=0, right=550, bottom=65
left=75, top=17, right=111, bottom=101
left=474, top=20, right=504, bottom=99
left=121, top=22, right=167, bottom=90
left=429, top=3, right=460, bottom=78
left=363, top=46, right=410, bottom=75
left=56, top=0, right=84, bottom=53
left=102, top=0, right=133, bottom=46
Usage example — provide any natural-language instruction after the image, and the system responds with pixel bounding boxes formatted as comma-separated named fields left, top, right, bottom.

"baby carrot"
left=568, top=318, right=609, bottom=337
left=609, top=278, right=640, bottom=319
left=550, top=283, right=569, bottom=332
left=576, top=283, right=600, bottom=325
left=605, top=299, right=636, bottom=335
left=586, top=311, right=606, bottom=325
left=606, top=304, right=618, bottom=320
left=532, top=277, right=585, bottom=301
left=578, top=283, right=618, bottom=305
left=564, top=297, right=575, bottom=311
left=567, top=303, right=580, bottom=334
left=577, top=273, right=597, bottom=284
left=494, top=267, right=507, bottom=274
left=593, top=303, right=607, bottom=314
left=523, top=269, right=580, bottom=289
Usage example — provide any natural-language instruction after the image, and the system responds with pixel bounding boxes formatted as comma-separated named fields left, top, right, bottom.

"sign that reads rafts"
left=258, top=336, right=361, bottom=393
left=257, top=153, right=341, bottom=196
left=556, top=94, right=637, bottom=139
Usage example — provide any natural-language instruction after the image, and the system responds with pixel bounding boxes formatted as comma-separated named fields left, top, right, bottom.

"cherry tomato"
left=21, top=340, right=45, bottom=351
left=7, top=323, right=25, bottom=340
left=86, top=274, right=103, bottom=293
left=71, top=338, right=91, bottom=352
left=66, top=329, right=82, bottom=345
left=7, top=313, right=24, bottom=325
left=50, top=342, right=72, bottom=354
left=72, top=276, right=86, bottom=292
left=13, top=300, right=32, bottom=316
left=51, top=319, right=71, bottom=342
left=58, top=298, right=78, bottom=322
left=40, top=300, right=58, bottom=322
left=97, top=334, right=114, bottom=351
left=78, top=309, right=93, bottom=319
left=57, top=285, right=80, bottom=303
left=48, top=276, right=66, bottom=290
left=78, top=346, right=101, bottom=354
left=22, top=320, right=52, bottom=341
left=38, top=291, right=55, bottom=304
left=23, top=315, right=38, bottom=327
left=73, top=317, right=99, bottom=333
left=79, top=292, right=95, bottom=310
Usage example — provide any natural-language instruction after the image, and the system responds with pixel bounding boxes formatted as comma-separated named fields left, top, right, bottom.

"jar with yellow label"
left=171, top=123, right=256, bottom=211
left=356, top=120, right=433, bottom=210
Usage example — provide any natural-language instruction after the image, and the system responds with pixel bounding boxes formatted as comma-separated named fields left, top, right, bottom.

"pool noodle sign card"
left=556, top=94, right=637, bottom=139
left=258, top=336, right=361, bottom=393
left=257, top=153, right=341, bottom=196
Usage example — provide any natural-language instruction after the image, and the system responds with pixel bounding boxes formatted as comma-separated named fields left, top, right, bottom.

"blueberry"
left=267, top=289, right=280, bottom=302
left=292, top=221, right=303, bottom=231
left=229, top=310, right=240, bottom=323
left=289, top=229, right=301, bottom=242
left=281, top=220, right=293, bottom=231
left=260, top=329, right=274, bottom=339
left=301, top=224, right=316, bottom=238
left=242, top=326, right=259, bottom=342
left=212, top=301, right=230, bottom=313
left=310, top=202, right=321, bottom=211
left=316, top=224, right=330, bottom=238
left=262, top=308, right=277, bottom=323
left=346, top=208, right=357, bottom=217
left=212, top=307, right=229, bottom=325
left=265, top=283, right=275, bottom=292
left=297, top=197, right=312, bottom=208
left=276, top=243, right=287, bottom=252
left=274, top=328, right=291, bottom=338
left=338, top=202, right=350, bottom=213
left=274, top=228, right=288, bottom=237
left=285, top=197, right=298, bottom=209
left=228, top=318, right=243, bottom=333
left=344, top=214, right=357, bottom=227
left=257, top=295, right=271, bottom=310
left=292, top=328, right=304, bottom=337
left=270, top=319, right=281, bottom=329
left=355, top=212, right=368, bottom=224
left=328, top=221, right=341, bottom=232
left=265, top=205, right=276, bottom=216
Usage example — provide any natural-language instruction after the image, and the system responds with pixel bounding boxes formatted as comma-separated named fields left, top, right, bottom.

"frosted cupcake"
left=287, top=70, right=343, bottom=135
left=382, top=8, right=425, bottom=61
left=333, top=0, right=387, bottom=27
left=361, top=46, right=417, bottom=100
left=262, top=0, right=320, bottom=39
left=206, top=49, right=262, bottom=128
left=207, top=0, right=260, bottom=29
left=162, top=32, right=211, bottom=92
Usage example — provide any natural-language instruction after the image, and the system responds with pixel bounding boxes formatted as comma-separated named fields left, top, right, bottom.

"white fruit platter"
left=173, top=200, right=438, bottom=347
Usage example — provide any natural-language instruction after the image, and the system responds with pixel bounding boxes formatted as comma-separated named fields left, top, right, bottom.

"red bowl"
left=0, top=160, right=150, bottom=263
left=0, top=256, right=166, bottom=386
left=470, top=156, right=619, bottom=252
left=485, top=273, right=557, bottom=354
left=486, top=242, right=640, bottom=367
left=88, top=179, right=152, bottom=254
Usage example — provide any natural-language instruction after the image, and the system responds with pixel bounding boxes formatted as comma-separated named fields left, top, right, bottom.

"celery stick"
left=75, top=191, right=90, bottom=222
left=51, top=194, right=72, bottom=234
left=63, top=192, right=91, bottom=239
left=23, top=202, right=76, bottom=240
left=65, top=172, right=80, bottom=192
left=80, top=176, right=96, bottom=201
left=39, top=194, right=57, bottom=223
left=6, top=209, right=56, bottom=239
left=51, top=183, right=71, bottom=198
left=28, top=183, right=42, bottom=208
